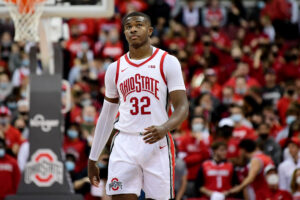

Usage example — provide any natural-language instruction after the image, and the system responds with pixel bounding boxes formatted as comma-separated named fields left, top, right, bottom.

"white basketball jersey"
left=114, top=48, right=169, bottom=133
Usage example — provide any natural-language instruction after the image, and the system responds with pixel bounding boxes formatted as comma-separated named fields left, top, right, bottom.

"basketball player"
left=88, top=12, right=189, bottom=200
left=229, top=139, right=274, bottom=200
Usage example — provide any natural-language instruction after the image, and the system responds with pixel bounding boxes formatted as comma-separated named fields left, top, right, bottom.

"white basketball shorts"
left=106, top=131, right=176, bottom=199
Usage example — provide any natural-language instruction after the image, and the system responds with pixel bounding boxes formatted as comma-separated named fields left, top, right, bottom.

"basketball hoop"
left=3, top=0, right=46, bottom=41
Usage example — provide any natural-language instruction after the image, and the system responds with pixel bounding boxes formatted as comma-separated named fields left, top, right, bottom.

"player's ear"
left=148, top=26, right=153, bottom=37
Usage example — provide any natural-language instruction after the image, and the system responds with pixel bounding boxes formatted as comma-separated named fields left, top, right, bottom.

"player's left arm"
left=143, top=54, right=188, bottom=144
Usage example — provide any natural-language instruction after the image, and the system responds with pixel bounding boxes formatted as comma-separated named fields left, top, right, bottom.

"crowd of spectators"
left=0, top=0, right=300, bottom=199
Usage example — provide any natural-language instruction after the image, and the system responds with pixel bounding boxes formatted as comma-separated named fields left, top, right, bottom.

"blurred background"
left=0, top=0, right=299, bottom=199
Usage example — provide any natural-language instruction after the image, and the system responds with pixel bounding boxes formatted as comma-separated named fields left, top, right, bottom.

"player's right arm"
left=88, top=62, right=119, bottom=187
left=229, top=158, right=262, bottom=194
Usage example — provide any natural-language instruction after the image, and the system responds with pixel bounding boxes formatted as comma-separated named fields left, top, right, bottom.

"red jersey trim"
left=124, top=48, right=159, bottom=68
left=160, top=52, right=168, bottom=85
left=115, top=59, right=120, bottom=85
left=167, top=132, right=176, bottom=198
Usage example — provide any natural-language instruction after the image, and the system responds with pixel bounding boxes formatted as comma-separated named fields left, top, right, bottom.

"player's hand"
left=88, top=159, right=100, bottom=187
left=143, top=125, right=169, bottom=144
left=228, top=185, right=241, bottom=194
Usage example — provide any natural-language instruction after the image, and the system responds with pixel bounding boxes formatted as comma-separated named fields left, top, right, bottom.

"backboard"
left=0, top=0, right=114, bottom=18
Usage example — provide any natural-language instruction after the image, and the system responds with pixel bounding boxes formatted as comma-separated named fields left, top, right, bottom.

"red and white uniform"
left=0, top=154, right=21, bottom=200
left=104, top=47, right=186, bottom=199
left=250, top=152, right=274, bottom=200
left=202, top=160, right=234, bottom=192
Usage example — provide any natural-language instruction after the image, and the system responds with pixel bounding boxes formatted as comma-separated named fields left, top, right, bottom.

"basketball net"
left=4, top=0, right=46, bottom=42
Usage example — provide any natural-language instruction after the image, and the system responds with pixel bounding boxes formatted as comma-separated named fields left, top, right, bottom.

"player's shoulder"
left=105, top=60, right=119, bottom=74
left=162, top=51, right=179, bottom=63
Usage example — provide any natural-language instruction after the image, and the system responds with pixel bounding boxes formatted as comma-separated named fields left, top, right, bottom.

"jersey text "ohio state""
left=120, top=73, right=159, bottom=101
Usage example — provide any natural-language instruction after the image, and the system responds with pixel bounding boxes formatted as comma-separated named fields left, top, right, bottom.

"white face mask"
left=296, top=176, right=300, bottom=185
left=266, top=174, right=279, bottom=185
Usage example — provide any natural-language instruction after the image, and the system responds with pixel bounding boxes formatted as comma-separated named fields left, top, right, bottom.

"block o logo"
left=109, top=178, right=123, bottom=191
left=25, top=149, right=63, bottom=187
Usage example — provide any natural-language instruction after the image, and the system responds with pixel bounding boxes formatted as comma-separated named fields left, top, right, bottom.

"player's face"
left=123, top=16, right=153, bottom=48
left=216, top=145, right=227, bottom=160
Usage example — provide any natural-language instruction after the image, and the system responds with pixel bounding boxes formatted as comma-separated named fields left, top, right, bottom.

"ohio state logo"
left=109, top=178, right=122, bottom=191
left=25, top=149, right=63, bottom=187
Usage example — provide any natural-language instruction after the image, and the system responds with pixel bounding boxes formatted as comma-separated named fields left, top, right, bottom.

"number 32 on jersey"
left=130, top=96, right=151, bottom=115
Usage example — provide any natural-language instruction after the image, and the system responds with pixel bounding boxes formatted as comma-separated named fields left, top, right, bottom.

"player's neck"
left=129, top=42, right=153, bottom=60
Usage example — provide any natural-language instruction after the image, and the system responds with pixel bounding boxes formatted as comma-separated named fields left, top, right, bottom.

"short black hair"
left=239, top=139, right=256, bottom=153
left=211, top=141, right=227, bottom=151
left=122, top=12, right=151, bottom=27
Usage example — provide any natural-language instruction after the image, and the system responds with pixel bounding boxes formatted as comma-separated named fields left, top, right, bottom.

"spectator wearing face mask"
left=195, top=141, right=239, bottom=200
left=230, top=105, right=256, bottom=138
left=80, top=105, right=97, bottom=137
left=76, top=41, right=94, bottom=63
left=0, top=73, right=12, bottom=103
left=177, top=115, right=210, bottom=197
left=278, top=137, right=300, bottom=192
left=63, top=123, right=88, bottom=173
left=290, top=168, right=300, bottom=199
left=256, top=123, right=282, bottom=166
left=209, top=20, right=231, bottom=54
left=16, top=100, right=29, bottom=126
left=220, top=87, right=242, bottom=112
left=101, top=28, right=123, bottom=60
left=276, top=108, right=298, bottom=142
left=11, top=52, right=30, bottom=88
left=66, top=23, right=93, bottom=58
left=65, top=153, right=91, bottom=197
left=0, top=138, right=21, bottom=200
left=277, top=83, right=299, bottom=125
left=0, top=106, right=23, bottom=156
left=264, top=165, right=293, bottom=200
left=261, top=69, right=283, bottom=107
left=225, top=62, right=260, bottom=92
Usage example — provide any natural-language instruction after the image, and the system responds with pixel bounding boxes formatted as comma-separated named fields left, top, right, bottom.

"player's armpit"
left=163, top=90, right=189, bottom=131
left=104, top=96, right=119, bottom=104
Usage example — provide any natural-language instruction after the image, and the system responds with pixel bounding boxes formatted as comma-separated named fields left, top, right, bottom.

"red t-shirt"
left=63, top=137, right=88, bottom=173
left=232, top=126, right=257, bottom=140
left=66, top=35, right=93, bottom=56
left=225, top=76, right=260, bottom=90
left=204, top=8, right=224, bottom=26
left=226, top=137, right=241, bottom=159
left=68, top=18, right=96, bottom=37
left=0, top=154, right=21, bottom=200
left=225, top=126, right=257, bottom=159
left=268, top=189, right=293, bottom=200
left=277, top=97, right=291, bottom=125
left=4, top=125, right=23, bottom=150
left=102, top=41, right=124, bottom=60
left=251, top=153, right=274, bottom=200
left=96, top=18, right=122, bottom=33
left=180, top=135, right=210, bottom=180
left=277, top=62, right=300, bottom=82
left=70, top=105, right=82, bottom=124
left=115, top=0, right=148, bottom=14
left=261, top=0, right=291, bottom=21
left=202, top=160, right=234, bottom=192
